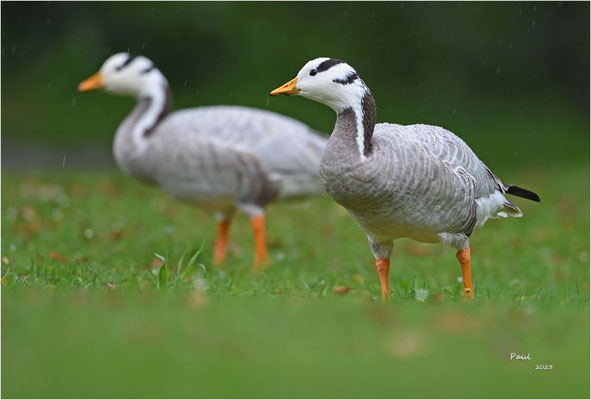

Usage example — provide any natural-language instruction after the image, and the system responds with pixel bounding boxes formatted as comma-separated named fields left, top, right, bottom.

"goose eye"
left=309, top=69, right=317, bottom=76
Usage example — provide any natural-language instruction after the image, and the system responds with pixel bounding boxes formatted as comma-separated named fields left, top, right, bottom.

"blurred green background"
left=1, top=2, right=589, bottom=398
left=1, top=1, right=589, bottom=168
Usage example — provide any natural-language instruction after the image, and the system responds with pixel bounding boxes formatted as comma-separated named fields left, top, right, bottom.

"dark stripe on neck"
left=361, top=88, right=376, bottom=157
left=142, top=83, right=173, bottom=137
left=333, top=72, right=359, bottom=85
left=116, top=53, right=137, bottom=71
left=317, top=58, right=344, bottom=73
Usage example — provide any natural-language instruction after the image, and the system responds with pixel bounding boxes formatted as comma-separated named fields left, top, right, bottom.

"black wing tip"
left=506, top=185, right=541, bottom=203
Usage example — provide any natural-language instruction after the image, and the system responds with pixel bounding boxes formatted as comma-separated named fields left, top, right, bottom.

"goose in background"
left=78, top=53, right=328, bottom=269
left=271, top=58, right=540, bottom=300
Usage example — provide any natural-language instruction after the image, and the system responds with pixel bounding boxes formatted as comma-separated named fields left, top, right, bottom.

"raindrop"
left=453, top=108, right=456, bottom=115
left=531, top=20, right=536, bottom=28
left=62, top=156, right=66, bottom=167
left=71, top=96, right=76, bottom=107
left=142, top=43, right=146, bottom=50
left=266, top=97, right=270, bottom=108
left=184, top=80, right=187, bottom=86
left=9, top=244, right=16, bottom=253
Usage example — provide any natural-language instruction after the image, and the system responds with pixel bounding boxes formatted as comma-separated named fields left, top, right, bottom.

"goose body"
left=117, top=104, right=326, bottom=212
left=80, top=53, right=327, bottom=267
left=321, top=118, right=509, bottom=251
left=271, top=57, right=540, bottom=299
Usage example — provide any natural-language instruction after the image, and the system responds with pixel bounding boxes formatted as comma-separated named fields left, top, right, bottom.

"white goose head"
left=271, top=58, right=376, bottom=158
left=78, top=53, right=168, bottom=98
left=271, top=57, right=370, bottom=113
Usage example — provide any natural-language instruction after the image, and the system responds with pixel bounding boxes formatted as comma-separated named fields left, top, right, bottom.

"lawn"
left=1, top=164, right=589, bottom=398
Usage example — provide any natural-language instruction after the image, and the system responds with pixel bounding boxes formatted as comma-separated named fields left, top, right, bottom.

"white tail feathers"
left=501, top=200, right=523, bottom=218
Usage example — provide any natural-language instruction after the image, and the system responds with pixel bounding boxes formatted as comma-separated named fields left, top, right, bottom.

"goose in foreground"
left=79, top=53, right=328, bottom=269
left=271, top=58, right=540, bottom=300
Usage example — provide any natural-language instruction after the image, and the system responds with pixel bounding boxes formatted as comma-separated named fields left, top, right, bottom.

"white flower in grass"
left=414, top=289, right=429, bottom=302
left=84, top=228, right=94, bottom=240
left=192, top=278, right=208, bottom=292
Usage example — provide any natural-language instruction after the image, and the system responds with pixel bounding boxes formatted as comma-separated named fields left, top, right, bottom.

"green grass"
left=1, top=164, right=589, bottom=398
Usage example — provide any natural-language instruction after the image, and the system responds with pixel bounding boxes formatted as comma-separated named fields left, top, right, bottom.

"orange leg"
left=456, top=247, right=474, bottom=299
left=250, top=214, right=271, bottom=271
left=213, top=219, right=230, bottom=265
left=376, top=258, right=391, bottom=302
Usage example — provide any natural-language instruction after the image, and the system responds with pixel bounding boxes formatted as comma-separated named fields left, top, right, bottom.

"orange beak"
left=270, top=77, right=300, bottom=96
left=78, top=72, right=105, bottom=92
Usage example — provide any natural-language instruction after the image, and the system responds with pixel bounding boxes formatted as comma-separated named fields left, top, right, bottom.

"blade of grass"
left=155, top=253, right=168, bottom=291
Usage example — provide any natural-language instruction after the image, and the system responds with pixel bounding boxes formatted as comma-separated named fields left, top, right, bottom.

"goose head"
left=271, top=58, right=377, bottom=158
left=78, top=53, right=167, bottom=98
left=270, top=57, right=369, bottom=114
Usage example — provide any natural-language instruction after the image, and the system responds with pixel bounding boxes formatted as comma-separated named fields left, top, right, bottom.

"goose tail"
left=504, top=185, right=541, bottom=202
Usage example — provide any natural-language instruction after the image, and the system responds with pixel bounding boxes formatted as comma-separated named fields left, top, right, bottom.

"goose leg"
left=250, top=214, right=271, bottom=270
left=376, top=258, right=391, bottom=302
left=456, top=247, right=474, bottom=298
left=213, top=219, right=231, bottom=265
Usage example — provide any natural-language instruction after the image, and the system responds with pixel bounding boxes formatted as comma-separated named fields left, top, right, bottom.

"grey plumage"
left=321, top=113, right=499, bottom=253
left=116, top=103, right=327, bottom=217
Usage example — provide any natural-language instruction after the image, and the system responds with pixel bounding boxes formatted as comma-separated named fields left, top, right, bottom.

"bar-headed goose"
left=79, top=53, right=328, bottom=269
left=271, top=58, right=540, bottom=300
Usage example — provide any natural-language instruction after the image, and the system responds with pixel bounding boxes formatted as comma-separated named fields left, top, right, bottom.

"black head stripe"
left=116, top=53, right=138, bottom=71
left=140, top=64, right=155, bottom=74
left=333, top=72, right=359, bottom=85
left=316, top=58, right=344, bottom=73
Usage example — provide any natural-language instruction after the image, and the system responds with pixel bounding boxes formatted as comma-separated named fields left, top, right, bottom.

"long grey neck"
left=113, top=80, right=172, bottom=181
left=333, top=88, right=376, bottom=159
